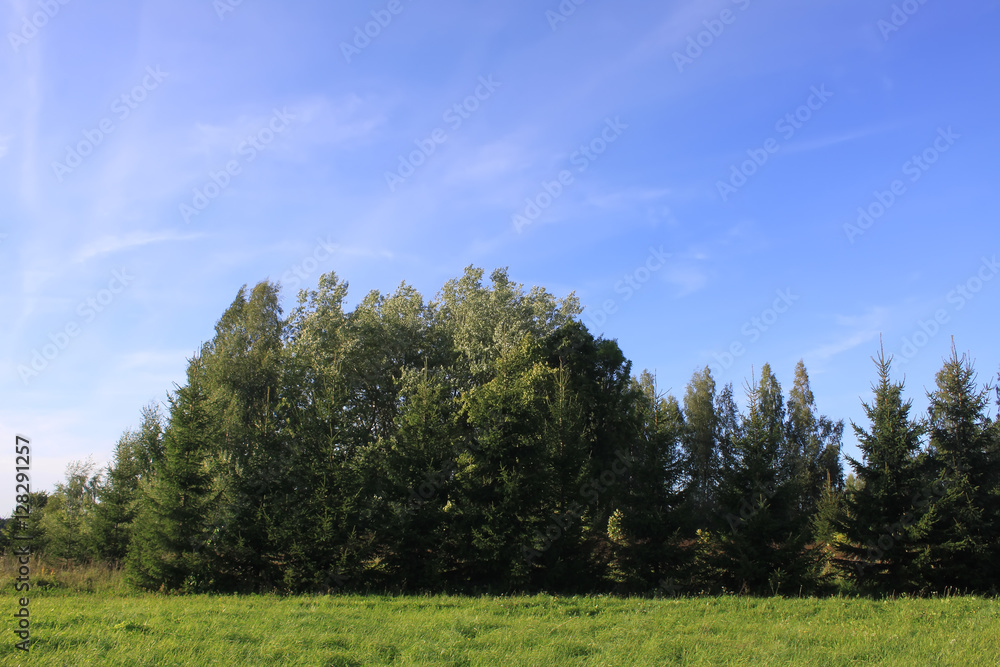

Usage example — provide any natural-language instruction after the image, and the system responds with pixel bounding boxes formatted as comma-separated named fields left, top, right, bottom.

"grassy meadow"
left=2, top=557, right=998, bottom=666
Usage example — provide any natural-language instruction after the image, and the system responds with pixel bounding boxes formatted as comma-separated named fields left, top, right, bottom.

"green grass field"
left=2, top=559, right=998, bottom=666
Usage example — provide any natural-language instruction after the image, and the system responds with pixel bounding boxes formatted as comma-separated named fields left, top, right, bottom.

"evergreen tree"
left=94, top=404, right=163, bottom=562
left=1, top=492, right=48, bottom=555
left=914, top=344, right=999, bottom=592
left=198, top=281, right=285, bottom=588
left=126, top=362, right=218, bottom=591
left=716, top=365, right=814, bottom=594
left=452, top=336, right=556, bottom=592
left=835, top=344, right=926, bottom=594
left=381, top=367, right=464, bottom=591
left=605, top=371, right=686, bottom=592
left=267, top=272, right=363, bottom=593
left=714, top=383, right=741, bottom=501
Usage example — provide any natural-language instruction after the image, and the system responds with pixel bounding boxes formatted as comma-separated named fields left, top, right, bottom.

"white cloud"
left=782, top=124, right=893, bottom=156
left=73, top=230, right=205, bottom=263
left=663, top=263, right=709, bottom=297
left=584, top=187, right=672, bottom=210
left=805, top=307, right=888, bottom=361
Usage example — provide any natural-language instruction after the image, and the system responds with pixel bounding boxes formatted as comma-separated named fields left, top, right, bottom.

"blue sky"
left=2, top=0, right=998, bottom=492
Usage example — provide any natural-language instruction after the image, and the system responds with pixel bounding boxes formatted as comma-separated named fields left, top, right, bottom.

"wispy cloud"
left=74, top=230, right=205, bottom=263
left=782, top=124, right=893, bottom=156
left=805, top=307, right=888, bottom=362
left=331, top=244, right=396, bottom=260
left=584, top=187, right=672, bottom=209
left=663, top=263, right=709, bottom=297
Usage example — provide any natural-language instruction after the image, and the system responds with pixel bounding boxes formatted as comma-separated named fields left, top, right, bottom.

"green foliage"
left=94, top=404, right=164, bottom=563
left=126, top=363, right=219, bottom=592
left=37, top=459, right=103, bottom=563
left=681, top=367, right=719, bottom=527
left=786, top=360, right=845, bottom=516
left=713, top=366, right=816, bottom=594
left=835, top=344, right=927, bottom=594
left=54, top=267, right=999, bottom=598
left=912, top=344, right=1000, bottom=592
left=1, top=490, right=48, bottom=555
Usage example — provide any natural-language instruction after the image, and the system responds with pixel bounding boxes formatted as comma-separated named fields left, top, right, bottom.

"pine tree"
left=381, top=366, right=464, bottom=591
left=914, top=343, right=999, bottom=592
left=835, top=343, right=926, bottom=594
left=715, top=383, right=741, bottom=500
left=716, top=365, right=814, bottom=594
left=199, top=282, right=284, bottom=587
left=605, top=371, right=686, bottom=592
left=126, top=363, right=217, bottom=591
left=94, top=404, right=163, bottom=562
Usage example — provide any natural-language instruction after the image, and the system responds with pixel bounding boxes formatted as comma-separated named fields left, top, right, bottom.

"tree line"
left=5, top=267, right=999, bottom=596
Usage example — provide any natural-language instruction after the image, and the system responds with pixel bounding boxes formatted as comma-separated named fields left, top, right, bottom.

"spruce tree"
left=716, top=365, right=814, bottom=594
left=199, top=281, right=284, bottom=588
left=94, top=404, right=163, bottom=562
left=915, top=343, right=999, bottom=592
left=126, top=362, right=217, bottom=591
left=606, top=371, right=686, bottom=592
left=835, top=344, right=926, bottom=594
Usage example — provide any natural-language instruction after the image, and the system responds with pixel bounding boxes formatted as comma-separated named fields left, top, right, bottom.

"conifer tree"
left=202, top=282, right=284, bottom=577
left=716, top=365, right=813, bottom=594
left=915, top=343, right=999, bottom=592
left=126, top=362, right=217, bottom=591
left=605, top=371, right=686, bottom=592
left=835, top=344, right=926, bottom=594
left=94, top=404, right=163, bottom=562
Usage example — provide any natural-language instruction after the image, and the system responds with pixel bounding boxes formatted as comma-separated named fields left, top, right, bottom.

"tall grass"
left=0, top=591, right=997, bottom=665
left=0, top=554, right=129, bottom=595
